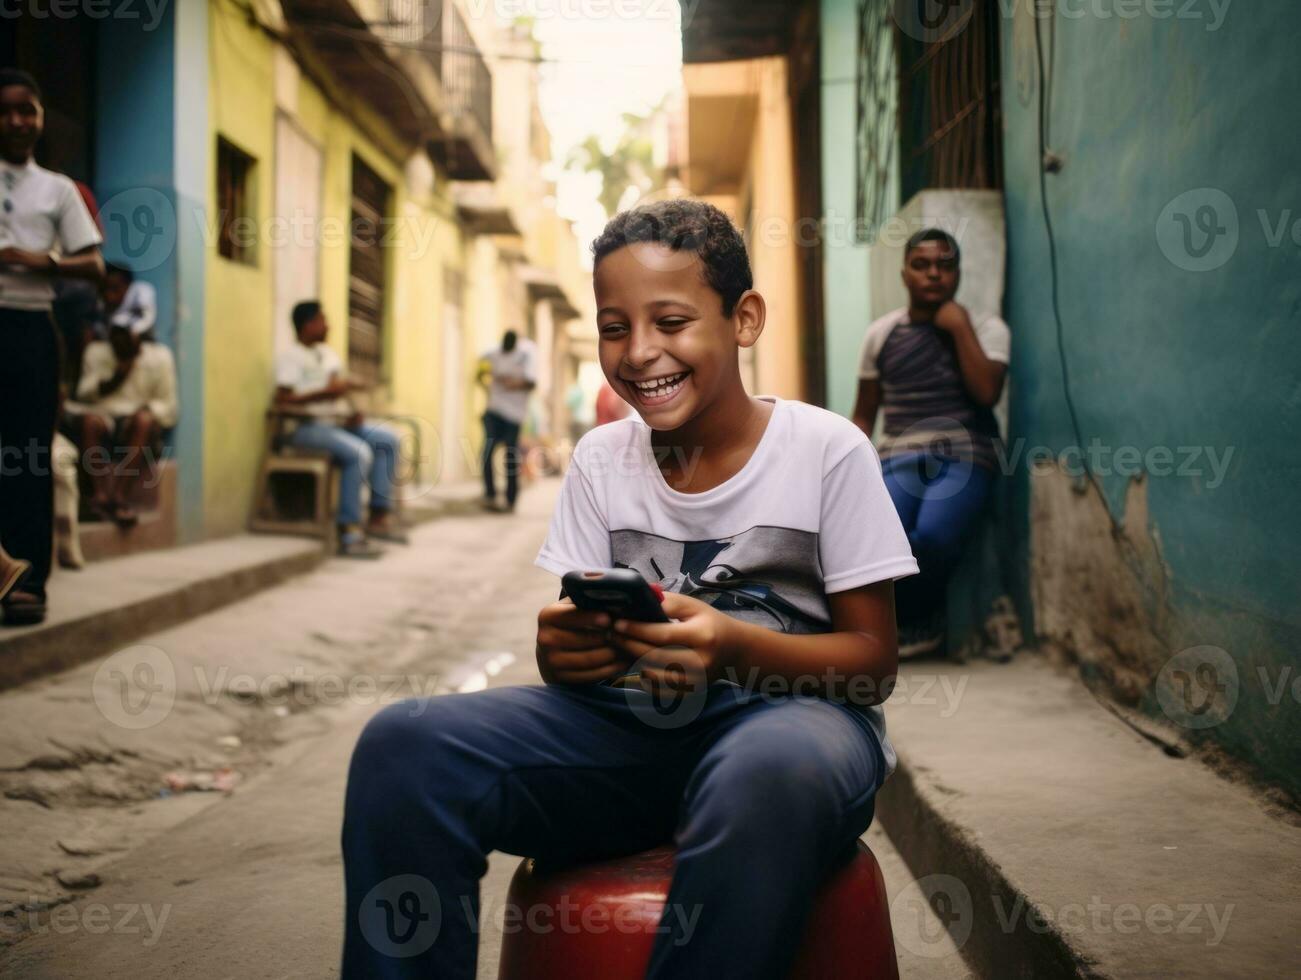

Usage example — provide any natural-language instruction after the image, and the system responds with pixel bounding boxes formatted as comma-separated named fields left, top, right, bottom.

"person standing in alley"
left=477, top=328, right=536, bottom=513
left=0, top=68, right=104, bottom=626
left=851, top=228, right=1010, bottom=658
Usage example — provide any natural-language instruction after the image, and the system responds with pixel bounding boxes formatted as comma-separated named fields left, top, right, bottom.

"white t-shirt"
left=482, top=339, right=537, bottom=424
left=0, top=160, right=102, bottom=311
left=535, top=397, right=919, bottom=774
left=69, top=340, right=180, bottom=428
left=274, top=342, right=351, bottom=418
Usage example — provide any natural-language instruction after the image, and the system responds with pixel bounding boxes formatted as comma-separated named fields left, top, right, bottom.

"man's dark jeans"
left=0, top=308, right=59, bottom=599
left=481, top=410, right=522, bottom=507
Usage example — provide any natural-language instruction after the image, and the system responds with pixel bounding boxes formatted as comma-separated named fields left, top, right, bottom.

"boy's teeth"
left=634, top=373, right=686, bottom=392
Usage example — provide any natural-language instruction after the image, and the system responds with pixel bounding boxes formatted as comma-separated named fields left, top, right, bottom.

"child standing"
left=341, top=200, right=918, bottom=979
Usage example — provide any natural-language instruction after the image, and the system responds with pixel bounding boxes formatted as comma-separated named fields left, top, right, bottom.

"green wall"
left=999, top=1, right=1301, bottom=794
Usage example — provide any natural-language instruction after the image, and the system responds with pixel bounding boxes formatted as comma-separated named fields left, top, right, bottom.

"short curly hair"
left=591, top=199, right=753, bottom=316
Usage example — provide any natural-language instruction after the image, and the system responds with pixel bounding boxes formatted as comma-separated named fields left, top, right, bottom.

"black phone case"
left=562, top=569, right=670, bottom=623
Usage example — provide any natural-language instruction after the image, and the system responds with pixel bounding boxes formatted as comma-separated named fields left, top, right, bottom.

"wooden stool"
left=497, top=841, right=899, bottom=979
left=249, top=410, right=338, bottom=541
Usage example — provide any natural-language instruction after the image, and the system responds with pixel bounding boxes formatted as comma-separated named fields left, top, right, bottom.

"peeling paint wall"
left=999, top=2, right=1301, bottom=797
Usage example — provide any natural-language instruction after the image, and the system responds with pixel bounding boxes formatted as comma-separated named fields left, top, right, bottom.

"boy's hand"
left=931, top=301, right=971, bottom=334
left=536, top=599, right=629, bottom=685
left=611, top=592, right=739, bottom=693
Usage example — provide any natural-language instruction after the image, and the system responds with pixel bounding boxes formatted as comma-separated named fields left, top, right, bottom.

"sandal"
left=0, top=554, right=31, bottom=604
left=2, top=590, right=47, bottom=627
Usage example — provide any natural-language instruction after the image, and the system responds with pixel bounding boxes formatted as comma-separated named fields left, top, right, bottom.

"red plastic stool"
left=496, top=841, right=900, bottom=979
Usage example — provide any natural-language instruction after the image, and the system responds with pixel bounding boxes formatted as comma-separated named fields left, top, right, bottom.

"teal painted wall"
left=820, top=0, right=897, bottom=417
left=94, top=3, right=207, bottom=541
left=999, top=2, right=1301, bottom=794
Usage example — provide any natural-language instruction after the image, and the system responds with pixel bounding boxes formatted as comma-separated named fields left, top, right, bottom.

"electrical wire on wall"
left=1032, top=8, right=1126, bottom=539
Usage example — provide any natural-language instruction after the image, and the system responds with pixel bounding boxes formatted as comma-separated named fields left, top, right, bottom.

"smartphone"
left=562, top=568, right=670, bottom=623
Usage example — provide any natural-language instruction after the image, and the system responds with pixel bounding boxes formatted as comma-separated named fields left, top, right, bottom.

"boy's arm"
left=933, top=302, right=1007, bottom=407
left=851, top=378, right=881, bottom=439
left=611, top=582, right=899, bottom=706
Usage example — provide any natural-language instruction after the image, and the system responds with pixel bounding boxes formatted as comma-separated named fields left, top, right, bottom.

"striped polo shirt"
left=858, top=307, right=1011, bottom=470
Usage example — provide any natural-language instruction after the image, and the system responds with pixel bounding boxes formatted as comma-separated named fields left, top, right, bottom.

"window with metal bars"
left=347, top=155, right=391, bottom=387
left=217, top=137, right=257, bottom=265
left=855, top=0, right=1004, bottom=240
left=896, top=0, right=1004, bottom=203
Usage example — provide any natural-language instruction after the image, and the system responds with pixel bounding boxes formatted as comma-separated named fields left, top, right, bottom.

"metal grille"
left=854, top=0, right=897, bottom=243
left=897, top=0, right=1004, bottom=199
left=441, top=2, right=494, bottom=143
left=348, top=155, right=391, bottom=387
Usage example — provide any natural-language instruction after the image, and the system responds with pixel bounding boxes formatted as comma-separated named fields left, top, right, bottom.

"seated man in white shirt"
left=273, top=300, right=406, bottom=559
left=63, top=315, right=178, bottom=529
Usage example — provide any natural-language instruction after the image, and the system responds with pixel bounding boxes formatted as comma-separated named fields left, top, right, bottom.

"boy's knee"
left=345, top=440, right=374, bottom=472
left=355, top=700, right=428, bottom=755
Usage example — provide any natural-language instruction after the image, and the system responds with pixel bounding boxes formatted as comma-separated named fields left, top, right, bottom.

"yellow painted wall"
left=203, top=0, right=467, bottom=535
left=203, top=3, right=276, bottom=537
left=684, top=57, right=805, bottom=402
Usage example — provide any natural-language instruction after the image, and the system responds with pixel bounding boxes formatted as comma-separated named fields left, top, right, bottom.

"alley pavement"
left=0, top=481, right=972, bottom=979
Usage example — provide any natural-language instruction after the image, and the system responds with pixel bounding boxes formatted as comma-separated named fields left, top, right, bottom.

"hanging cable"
left=1032, top=7, right=1124, bottom=537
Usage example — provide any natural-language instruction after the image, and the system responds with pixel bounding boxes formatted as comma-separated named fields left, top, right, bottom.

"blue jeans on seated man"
left=881, top=451, right=994, bottom=628
left=340, top=682, right=885, bottom=980
left=287, top=420, right=400, bottom=526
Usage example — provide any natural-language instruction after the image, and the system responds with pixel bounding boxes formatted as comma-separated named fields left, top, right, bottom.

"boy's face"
left=102, top=274, right=129, bottom=310
left=0, top=84, right=42, bottom=163
left=594, top=242, right=751, bottom=432
left=902, top=240, right=960, bottom=307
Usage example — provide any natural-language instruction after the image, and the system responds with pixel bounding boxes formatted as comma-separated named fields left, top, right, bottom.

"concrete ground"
left=877, top=656, right=1301, bottom=978
left=0, top=480, right=970, bottom=979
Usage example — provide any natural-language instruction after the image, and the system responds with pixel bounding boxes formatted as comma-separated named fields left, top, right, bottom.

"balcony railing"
left=390, top=0, right=495, bottom=179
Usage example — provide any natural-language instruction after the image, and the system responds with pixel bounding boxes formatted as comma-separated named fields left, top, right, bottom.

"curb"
left=0, top=490, right=485, bottom=692
left=0, top=544, right=326, bottom=692
left=876, top=756, right=1102, bottom=980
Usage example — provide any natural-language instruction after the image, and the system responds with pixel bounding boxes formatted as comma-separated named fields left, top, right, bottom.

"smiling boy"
left=340, top=200, right=918, bottom=979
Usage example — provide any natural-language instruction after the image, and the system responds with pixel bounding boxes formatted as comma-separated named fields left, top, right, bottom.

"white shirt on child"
left=0, top=160, right=102, bottom=311
left=535, top=396, right=919, bottom=774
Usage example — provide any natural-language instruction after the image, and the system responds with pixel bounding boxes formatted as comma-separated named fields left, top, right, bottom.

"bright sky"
left=526, top=0, right=684, bottom=261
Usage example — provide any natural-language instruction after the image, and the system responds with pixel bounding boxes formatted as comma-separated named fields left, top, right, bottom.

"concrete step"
left=0, top=481, right=487, bottom=691
left=875, top=656, right=1301, bottom=979
left=0, top=536, right=325, bottom=692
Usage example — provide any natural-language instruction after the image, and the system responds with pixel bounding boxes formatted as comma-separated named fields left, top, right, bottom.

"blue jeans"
left=340, top=683, right=884, bottom=979
left=881, top=452, right=993, bottom=627
left=287, top=421, right=400, bottom=526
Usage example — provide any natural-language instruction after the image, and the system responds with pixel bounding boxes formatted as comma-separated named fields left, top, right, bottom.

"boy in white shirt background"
left=0, top=68, right=104, bottom=625
left=339, top=200, right=918, bottom=979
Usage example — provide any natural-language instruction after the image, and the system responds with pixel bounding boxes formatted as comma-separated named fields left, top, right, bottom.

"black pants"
left=480, top=410, right=522, bottom=506
left=0, top=308, right=60, bottom=599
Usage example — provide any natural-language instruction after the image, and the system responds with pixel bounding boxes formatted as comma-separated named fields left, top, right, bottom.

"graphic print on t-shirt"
left=611, top=526, right=829, bottom=635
